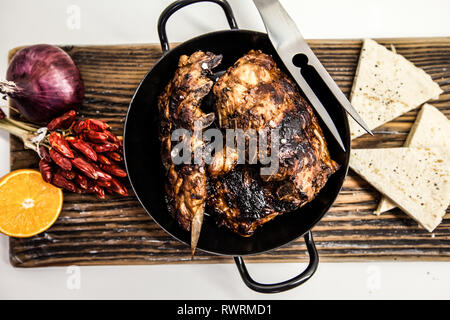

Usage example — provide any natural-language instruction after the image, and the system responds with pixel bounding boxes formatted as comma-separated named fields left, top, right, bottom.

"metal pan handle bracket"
left=158, top=0, right=238, bottom=53
left=234, top=231, right=319, bottom=293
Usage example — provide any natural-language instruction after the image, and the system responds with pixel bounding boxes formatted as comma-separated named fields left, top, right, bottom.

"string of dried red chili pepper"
left=35, top=111, right=129, bottom=199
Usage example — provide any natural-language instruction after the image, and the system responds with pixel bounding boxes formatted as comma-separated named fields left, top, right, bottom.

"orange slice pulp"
left=0, top=169, right=63, bottom=237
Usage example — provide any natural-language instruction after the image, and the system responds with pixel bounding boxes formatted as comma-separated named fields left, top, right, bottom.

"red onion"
left=0, top=44, right=84, bottom=124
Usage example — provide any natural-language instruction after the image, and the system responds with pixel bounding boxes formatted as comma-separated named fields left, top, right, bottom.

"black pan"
left=123, top=0, right=350, bottom=293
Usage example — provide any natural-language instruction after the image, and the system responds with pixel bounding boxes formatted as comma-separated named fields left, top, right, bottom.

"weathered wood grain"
left=8, top=37, right=450, bottom=267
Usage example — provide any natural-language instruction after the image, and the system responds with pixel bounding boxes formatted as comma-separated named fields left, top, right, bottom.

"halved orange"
left=0, top=169, right=63, bottom=237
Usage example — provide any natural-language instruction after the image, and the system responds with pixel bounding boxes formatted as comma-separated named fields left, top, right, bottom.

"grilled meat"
left=209, top=50, right=339, bottom=235
left=207, top=165, right=300, bottom=236
left=158, top=51, right=222, bottom=254
left=159, top=49, right=339, bottom=242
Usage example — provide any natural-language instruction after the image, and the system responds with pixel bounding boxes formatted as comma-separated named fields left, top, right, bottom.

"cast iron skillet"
left=124, top=0, right=350, bottom=293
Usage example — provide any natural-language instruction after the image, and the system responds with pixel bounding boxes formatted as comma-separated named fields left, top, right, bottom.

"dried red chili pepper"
left=100, top=163, right=127, bottom=178
left=106, top=151, right=123, bottom=162
left=74, top=187, right=85, bottom=194
left=0, top=108, right=5, bottom=119
left=39, top=159, right=53, bottom=183
left=92, top=142, right=119, bottom=153
left=49, top=148, right=72, bottom=171
left=108, top=178, right=129, bottom=196
left=117, top=137, right=123, bottom=155
left=52, top=173, right=77, bottom=193
left=85, top=184, right=95, bottom=193
left=96, top=170, right=113, bottom=182
left=71, top=157, right=98, bottom=180
left=48, top=132, right=74, bottom=158
left=39, top=145, right=52, bottom=162
left=56, top=167, right=76, bottom=180
left=85, top=119, right=110, bottom=132
left=46, top=110, right=77, bottom=131
left=71, top=120, right=87, bottom=134
left=66, top=136, right=98, bottom=162
left=93, top=185, right=106, bottom=199
left=82, top=131, right=109, bottom=144
left=97, top=154, right=112, bottom=165
left=85, top=183, right=105, bottom=199
left=96, top=180, right=112, bottom=188
left=103, top=130, right=119, bottom=143
left=74, top=173, right=89, bottom=190
left=87, top=160, right=112, bottom=182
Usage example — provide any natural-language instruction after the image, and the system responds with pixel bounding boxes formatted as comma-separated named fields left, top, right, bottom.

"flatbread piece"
left=349, top=39, right=443, bottom=139
left=350, top=147, right=450, bottom=232
left=376, top=104, right=450, bottom=214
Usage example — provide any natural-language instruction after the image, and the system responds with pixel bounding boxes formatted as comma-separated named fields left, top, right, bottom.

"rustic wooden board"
left=8, top=37, right=450, bottom=267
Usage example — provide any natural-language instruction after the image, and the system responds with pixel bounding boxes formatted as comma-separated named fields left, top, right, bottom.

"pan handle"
left=158, top=0, right=238, bottom=53
left=233, top=231, right=319, bottom=293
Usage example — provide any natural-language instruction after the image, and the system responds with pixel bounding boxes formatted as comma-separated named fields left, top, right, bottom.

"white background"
left=0, top=0, right=449, bottom=299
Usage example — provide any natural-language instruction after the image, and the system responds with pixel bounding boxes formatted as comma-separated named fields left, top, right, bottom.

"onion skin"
left=5, top=44, right=84, bottom=124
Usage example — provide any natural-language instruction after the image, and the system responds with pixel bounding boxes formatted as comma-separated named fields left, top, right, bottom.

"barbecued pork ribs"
left=208, top=50, right=339, bottom=236
left=158, top=51, right=222, bottom=254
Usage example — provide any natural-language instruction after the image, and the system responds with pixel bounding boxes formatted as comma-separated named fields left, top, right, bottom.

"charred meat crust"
left=208, top=49, right=339, bottom=236
left=207, top=166, right=302, bottom=236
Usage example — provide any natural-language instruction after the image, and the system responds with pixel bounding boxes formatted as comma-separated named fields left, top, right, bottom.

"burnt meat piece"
left=208, top=165, right=300, bottom=236
left=208, top=50, right=339, bottom=235
left=158, top=51, right=222, bottom=254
